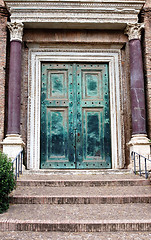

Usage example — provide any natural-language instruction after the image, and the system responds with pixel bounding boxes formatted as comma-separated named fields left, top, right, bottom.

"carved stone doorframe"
left=27, top=44, right=124, bottom=170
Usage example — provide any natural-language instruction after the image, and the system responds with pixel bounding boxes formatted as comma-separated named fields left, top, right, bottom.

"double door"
left=40, top=63, right=111, bottom=169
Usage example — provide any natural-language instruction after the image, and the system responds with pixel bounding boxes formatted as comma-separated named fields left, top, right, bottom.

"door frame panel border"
left=27, top=44, right=124, bottom=170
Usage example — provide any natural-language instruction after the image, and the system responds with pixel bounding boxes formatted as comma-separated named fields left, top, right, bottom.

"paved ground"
left=1, top=231, right=151, bottom=240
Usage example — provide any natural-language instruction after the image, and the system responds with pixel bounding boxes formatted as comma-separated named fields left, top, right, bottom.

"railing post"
left=11, top=150, right=23, bottom=180
left=21, top=151, right=23, bottom=174
left=139, top=155, right=141, bottom=176
left=131, top=151, right=151, bottom=179
left=144, top=158, right=148, bottom=179
left=15, top=158, right=17, bottom=180
left=133, top=152, right=136, bottom=174
left=18, top=154, right=20, bottom=177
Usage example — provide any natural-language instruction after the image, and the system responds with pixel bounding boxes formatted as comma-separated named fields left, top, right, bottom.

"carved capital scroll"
left=7, top=22, right=24, bottom=42
left=124, top=23, right=144, bottom=41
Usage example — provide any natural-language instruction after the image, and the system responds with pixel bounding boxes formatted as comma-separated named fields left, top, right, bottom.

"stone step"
left=0, top=204, right=151, bottom=232
left=17, top=179, right=150, bottom=187
left=17, top=173, right=150, bottom=187
left=9, top=195, right=151, bottom=204
left=9, top=185, right=151, bottom=204
left=19, top=172, right=145, bottom=180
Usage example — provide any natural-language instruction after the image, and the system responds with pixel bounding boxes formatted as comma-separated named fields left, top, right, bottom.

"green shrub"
left=0, top=151, right=16, bottom=213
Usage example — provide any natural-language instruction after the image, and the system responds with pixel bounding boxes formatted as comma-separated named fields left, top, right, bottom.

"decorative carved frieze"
left=7, top=22, right=24, bottom=42
left=124, top=23, right=144, bottom=41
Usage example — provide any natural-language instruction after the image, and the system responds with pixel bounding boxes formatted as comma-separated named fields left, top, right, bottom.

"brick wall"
left=0, top=2, right=8, bottom=149
left=142, top=0, right=151, bottom=139
left=20, top=46, right=28, bottom=163
left=121, top=43, right=131, bottom=166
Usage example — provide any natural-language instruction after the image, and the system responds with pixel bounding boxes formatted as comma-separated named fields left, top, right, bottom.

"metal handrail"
left=131, top=151, right=151, bottom=179
left=11, top=150, right=23, bottom=180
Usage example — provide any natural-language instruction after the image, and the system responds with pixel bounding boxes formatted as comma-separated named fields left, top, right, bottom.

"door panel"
left=47, top=108, right=68, bottom=158
left=47, top=70, right=68, bottom=99
left=41, top=64, right=75, bottom=168
left=83, top=109, right=104, bottom=158
left=76, top=64, right=111, bottom=168
left=40, top=63, right=111, bottom=169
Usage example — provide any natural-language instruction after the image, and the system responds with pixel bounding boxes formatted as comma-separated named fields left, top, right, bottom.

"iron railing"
left=131, top=151, right=151, bottom=179
left=11, top=150, right=23, bottom=180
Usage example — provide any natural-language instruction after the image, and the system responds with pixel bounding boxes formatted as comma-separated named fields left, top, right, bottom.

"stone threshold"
left=23, top=169, right=131, bottom=175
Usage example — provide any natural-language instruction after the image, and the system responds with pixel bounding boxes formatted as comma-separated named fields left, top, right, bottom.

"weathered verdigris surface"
left=41, top=63, right=111, bottom=169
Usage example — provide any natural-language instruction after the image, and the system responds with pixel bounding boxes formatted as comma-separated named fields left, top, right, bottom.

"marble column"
left=2, top=22, right=25, bottom=160
left=125, top=23, right=151, bottom=163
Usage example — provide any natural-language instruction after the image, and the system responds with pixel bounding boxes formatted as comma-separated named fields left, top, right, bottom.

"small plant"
left=0, top=151, right=16, bottom=213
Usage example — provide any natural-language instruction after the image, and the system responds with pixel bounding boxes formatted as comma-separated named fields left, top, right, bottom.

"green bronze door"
left=40, top=63, right=111, bottom=169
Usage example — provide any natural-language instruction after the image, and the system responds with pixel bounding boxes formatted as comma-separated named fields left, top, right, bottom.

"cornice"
left=4, top=0, right=146, bottom=3
left=4, top=0, right=145, bottom=30
left=4, top=1, right=145, bottom=8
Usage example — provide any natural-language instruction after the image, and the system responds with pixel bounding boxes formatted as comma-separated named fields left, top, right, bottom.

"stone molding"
left=124, top=23, right=144, bottom=41
left=27, top=44, right=124, bottom=170
left=7, top=22, right=24, bottom=42
left=2, top=134, right=25, bottom=146
left=1, top=134, right=25, bottom=160
left=128, top=134, right=151, bottom=146
left=4, top=0, right=145, bottom=30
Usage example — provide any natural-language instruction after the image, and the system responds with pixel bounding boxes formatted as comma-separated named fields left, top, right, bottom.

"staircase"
left=0, top=171, right=151, bottom=239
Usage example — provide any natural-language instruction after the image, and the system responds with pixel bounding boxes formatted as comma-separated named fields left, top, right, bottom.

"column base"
left=127, top=134, right=151, bottom=170
left=1, top=134, right=25, bottom=161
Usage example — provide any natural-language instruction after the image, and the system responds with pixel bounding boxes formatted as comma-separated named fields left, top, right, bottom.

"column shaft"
left=7, top=40, right=22, bottom=134
left=129, top=39, right=147, bottom=135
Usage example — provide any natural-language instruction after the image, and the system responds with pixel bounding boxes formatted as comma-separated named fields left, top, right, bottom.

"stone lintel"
left=23, top=29, right=127, bottom=44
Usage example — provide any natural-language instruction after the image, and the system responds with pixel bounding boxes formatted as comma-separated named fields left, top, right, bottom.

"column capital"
left=124, top=23, right=144, bottom=41
left=7, top=22, right=24, bottom=42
